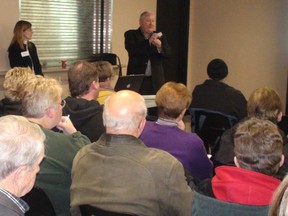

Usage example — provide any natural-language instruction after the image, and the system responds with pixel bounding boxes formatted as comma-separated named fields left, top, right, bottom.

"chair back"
left=22, top=186, right=56, bottom=216
left=91, top=53, right=122, bottom=76
left=191, top=191, right=269, bottom=216
left=80, top=205, right=138, bottom=216
left=189, top=108, right=238, bottom=155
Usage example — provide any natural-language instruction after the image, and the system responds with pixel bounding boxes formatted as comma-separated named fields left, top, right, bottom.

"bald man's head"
left=103, top=90, right=147, bottom=136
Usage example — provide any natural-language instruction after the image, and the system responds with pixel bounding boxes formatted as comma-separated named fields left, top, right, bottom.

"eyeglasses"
left=60, top=99, right=66, bottom=108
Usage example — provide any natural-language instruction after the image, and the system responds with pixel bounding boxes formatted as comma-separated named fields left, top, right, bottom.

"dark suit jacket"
left=8, top=41, right=43, bottom=76
left=191, top=79, right=247, bottom=121
left=124, top=28, right=171, bottom=92
left=0, top=192, right=25, bottom=216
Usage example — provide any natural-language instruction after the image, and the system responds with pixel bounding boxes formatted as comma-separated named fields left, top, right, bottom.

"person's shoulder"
left=125, top=28, right=140, bottom=36
left=223, top=83, right=244, bottom=95
left=192, top=80, right=210, bottom=91
left=145, top=145, right=181, bottom=165
left=8, top=42, right=20, bottom=51
left=73, top=142, right=95, bottom=161
left=65, top=96, right=103, bottom=109
left=28, top=41, right=36, bottom=47
left=143, top=120, right=155, bottom=129
left=185, top=131, right=205, bottom=145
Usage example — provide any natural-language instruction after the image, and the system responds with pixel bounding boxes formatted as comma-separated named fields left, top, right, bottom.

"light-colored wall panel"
left=0, top=0, right=18, bottom=72
left=188, top=0, right=288, bottom=112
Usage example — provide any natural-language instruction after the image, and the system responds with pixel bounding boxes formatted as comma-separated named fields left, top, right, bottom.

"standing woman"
left=8, top=20, right=43, bottom=76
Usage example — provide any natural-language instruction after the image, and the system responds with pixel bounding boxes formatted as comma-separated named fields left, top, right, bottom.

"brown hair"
left=156, top=82, right=191, bottom=119
left=10, top=20, right=32, bottom=50
left=94, top=61, right=113, bottom=82
left=68, top=61, right=99, bottom=97
left=234, top=117, right=283, bottom=176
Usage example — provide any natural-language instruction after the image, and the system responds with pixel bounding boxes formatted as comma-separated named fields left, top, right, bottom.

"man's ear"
left=280, top=154, right=285, bottom=167
left=277, top=111, right=283, bottom=123
left=91, top=80, right=99, bottom=90
left=13, top=166, right=27, bottom=186
left=234, top=156, right=240, bottom=168
left=137, top=118, right=146, bottom=137
left=45, top=107, right=54, bottom=119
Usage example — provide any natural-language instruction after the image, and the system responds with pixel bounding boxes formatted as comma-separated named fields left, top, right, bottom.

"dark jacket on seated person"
left=191, top=58, right=247, bottom=121
left=0, top=98, right=22, bottom=117
left=62, top=96, right=105, bottom=142
left=191, top=80, right=247, bottom=121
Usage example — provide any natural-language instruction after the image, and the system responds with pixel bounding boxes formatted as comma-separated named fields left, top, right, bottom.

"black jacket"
left=0, top=98, right=22, bottom=117
left=8, top=41, right=43, bottom=76
left=191, top=79, right=247, bottom=121
left=62, top=97, right=105, bottom=142
left=124, top=28, right=171, bottom=92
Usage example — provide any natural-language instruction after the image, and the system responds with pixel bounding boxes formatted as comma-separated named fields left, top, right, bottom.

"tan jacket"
left=71, top=133, right=193, bottom=216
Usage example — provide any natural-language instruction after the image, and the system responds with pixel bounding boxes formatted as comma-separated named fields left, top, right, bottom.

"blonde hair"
left=269, top=175, right=288, bottom=216
left=248, top=87, right=282, bottom=123
left=156, top=82, right=192, bottom=119
left=20, top=77, right=63, bottom=118
left=3, top=67, right=34, bottom=101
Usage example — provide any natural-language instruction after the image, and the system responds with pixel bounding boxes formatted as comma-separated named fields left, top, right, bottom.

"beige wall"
left=0, top=1, right=18, bottom=71
left=188, top=0, right=288, bottom=112
left=112, top=0, right=156, bottom=75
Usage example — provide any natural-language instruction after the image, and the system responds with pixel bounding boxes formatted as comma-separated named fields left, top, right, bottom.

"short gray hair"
left=139, top=11, right=154, bottom=20
left=103, top=95, right=147, bottom=132
left=0, top=115, right=45, bottom=180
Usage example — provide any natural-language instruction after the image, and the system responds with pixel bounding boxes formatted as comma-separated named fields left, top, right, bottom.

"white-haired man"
left=20, top=77, right=91, bottom=216
left=71, top=90, right=192, bottom=215
left=125, top=11, right=171, bottom=94
left=0, top=115, right=45, bottom=215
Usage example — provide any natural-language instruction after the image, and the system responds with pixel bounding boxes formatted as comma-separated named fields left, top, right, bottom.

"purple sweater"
left=140, top=121, right=213, bottom=180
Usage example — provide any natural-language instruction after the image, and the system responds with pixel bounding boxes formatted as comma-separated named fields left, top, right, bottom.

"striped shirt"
left=0, top=188, right=29, bottom=213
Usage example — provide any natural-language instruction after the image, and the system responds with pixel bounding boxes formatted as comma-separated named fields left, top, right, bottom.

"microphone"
left=148, top=32, right=162, bottom=39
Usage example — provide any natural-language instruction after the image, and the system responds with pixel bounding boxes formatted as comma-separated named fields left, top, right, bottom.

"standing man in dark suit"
left=125, top=11, right=171, bottom=95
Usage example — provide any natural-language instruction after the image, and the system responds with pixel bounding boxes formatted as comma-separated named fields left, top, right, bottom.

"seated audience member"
left=140, top=82, right=213, bottom=181
left=0, top=67, right=34, bottom=116
left=62, top=61, right=105, bottom=142
left=0, top=115, right=45, bottom=215
left=70, top=90, right=193, bottom=216
left=191, top=58, right=247, bottom=121
left=193, top=118, right=283, bottom=215
left=94, top=61, right=115, bottom=105
left=269, top=174, right=288, bottom=216
left=20, top=77, right=91, bottom=216
left=214, top=87, right=288, bottom=180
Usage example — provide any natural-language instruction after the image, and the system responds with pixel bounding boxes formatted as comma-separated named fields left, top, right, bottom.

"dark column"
left=156, top=0, right=190, bottom=84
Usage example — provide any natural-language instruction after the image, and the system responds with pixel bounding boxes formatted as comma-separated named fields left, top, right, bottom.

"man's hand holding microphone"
left=149, top=32, right=162, bottom=48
